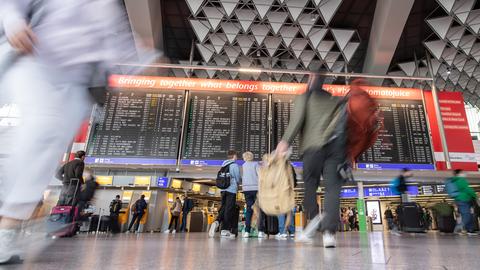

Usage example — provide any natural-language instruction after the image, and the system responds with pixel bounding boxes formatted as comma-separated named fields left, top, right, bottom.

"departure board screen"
left=182, top=92, right=268, bottom=165
left=86, top=90, right=183, bottom=165
left=272, top=95, right=301, bottom=162
left=358, top=99, right=434, bottom=170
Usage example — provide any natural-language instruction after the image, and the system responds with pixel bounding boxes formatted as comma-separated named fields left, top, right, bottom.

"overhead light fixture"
left=192, top=179, right=213, bottom=183
left=239, top=68, right=262, bottom=73
left=446, top=67, right=452, bottom=75
left=311, top=14, right=316, bottom=22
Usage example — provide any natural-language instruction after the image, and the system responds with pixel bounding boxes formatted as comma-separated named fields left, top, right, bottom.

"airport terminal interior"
left=3, top=0, right=480, bottom=269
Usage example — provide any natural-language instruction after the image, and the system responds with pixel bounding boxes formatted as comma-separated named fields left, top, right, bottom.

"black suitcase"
left=265, top=216, right=279, bottom=236
left=397, top=202, right=425, bottom=233
left=436, top=214, right=456, bottom=233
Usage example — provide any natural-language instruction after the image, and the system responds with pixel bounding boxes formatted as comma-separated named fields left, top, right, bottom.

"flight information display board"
left=86, top=90, right=184, bottom=165
left=182, top=92, right=268, bottom=165
left=272, top=95, right=301, bottom=162
left=358, top=99, right=434, bottom=170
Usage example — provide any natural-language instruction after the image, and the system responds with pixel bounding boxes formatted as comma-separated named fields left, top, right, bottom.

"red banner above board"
left=107, top=75, right=477, bottom=171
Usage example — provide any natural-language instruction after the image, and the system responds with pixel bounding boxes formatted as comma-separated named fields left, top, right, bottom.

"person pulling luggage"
left=275, top=75, right=347, bottom=248
left=55, top=151, right=86, bottom=206
left=445, top=169, right=478, bottom=235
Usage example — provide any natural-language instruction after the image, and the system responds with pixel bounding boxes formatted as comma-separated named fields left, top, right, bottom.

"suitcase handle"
left=66, top=178, right=81, bottom=206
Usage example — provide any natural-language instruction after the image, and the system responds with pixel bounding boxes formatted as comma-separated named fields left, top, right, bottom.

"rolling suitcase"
left=265, top=216, right=279, bottom=236
left=47, top=179, right=80, bottom=237
left=436, top=214, right=456, bottom=233
left=397, top=202, right=425, bottom=233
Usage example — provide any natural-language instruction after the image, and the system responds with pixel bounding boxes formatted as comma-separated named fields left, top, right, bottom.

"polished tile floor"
left=2, top=232, right=480, bottom=270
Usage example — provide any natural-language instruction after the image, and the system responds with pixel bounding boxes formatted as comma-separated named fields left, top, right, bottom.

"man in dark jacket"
left=128, top=195, right=148, bottom=233
left=55, top=150, right=86, bottom=205
left=76, top=169, right=98, bottom=214
left=109, top=195, right=122, bottom=233
left=276, top=75, right=346, bottom=248
left=180, top=195, right=194, bottom=232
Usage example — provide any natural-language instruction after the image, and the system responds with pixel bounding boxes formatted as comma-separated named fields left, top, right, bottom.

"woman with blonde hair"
left=241, top=151, right=260, bottom=238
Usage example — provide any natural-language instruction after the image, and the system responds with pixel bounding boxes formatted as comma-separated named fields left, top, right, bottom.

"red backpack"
left=345, top=79, right=382, bottom=162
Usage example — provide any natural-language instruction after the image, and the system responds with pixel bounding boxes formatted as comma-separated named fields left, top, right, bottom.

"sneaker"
left=289, top=233, right=295, bottom=238
left=257, top=231, right=267, bottom=239
left=220, top=230, right=235, bottom=239
left=300, top=214, right=323, bottom=239
left=295, top=232, right=314, bottom=243
left=390, top=229, right=402, bottom=236
left=172, top=230, right=176, bottom=234
left=467, top=232, right=478, bottom=236
left=322, top=232, right=336, bottom=248
left=209, top=221, right=219, bottom=238
left=275, top=233, right=288, bottom=240
left=163, top=230, right=170, bottom=234
left=0, top=229, right=20, bottom=264
left=242, top=232, right=250, bottom=238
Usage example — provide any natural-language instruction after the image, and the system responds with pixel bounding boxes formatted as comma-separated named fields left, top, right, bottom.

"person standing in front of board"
left=446, top=169, right=478, bottom=236
left=241, top=151, right=259, bottom=238
left=276, top=75, right=347, bottom=248
left=209, top=150, right=241, bottom=239
left=127, top=195, right=148, bottom=233
left=109, top=195, right=122, bottom=234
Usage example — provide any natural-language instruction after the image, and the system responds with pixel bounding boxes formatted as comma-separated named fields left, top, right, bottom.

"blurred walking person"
left=0, top=0, right=152, bottom=263
left=276, top=75, right=347, bottom=248
left=446, top=169, right=478, bottom=235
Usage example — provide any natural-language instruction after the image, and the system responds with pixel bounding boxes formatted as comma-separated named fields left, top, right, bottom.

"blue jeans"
left=243, top=191, right=257, bottom=233
left=457, top=201, right=474, bottom=233
left=278, top=212, right=295, bottom=234
left=386, top=218, right=394, bottom=230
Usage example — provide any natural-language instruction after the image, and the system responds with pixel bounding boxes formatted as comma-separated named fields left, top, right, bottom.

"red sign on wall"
left=424, top=91, right=477, bottom=171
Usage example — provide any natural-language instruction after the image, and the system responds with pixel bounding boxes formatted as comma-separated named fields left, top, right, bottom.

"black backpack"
left=216, top=163, right=233, bottom=189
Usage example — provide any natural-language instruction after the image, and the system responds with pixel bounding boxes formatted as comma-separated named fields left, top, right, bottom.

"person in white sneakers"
left=209, top=150, right=241, bottom=239
left=240, top=151, right=259, bottom=238
left=164, top=197, right=182, bottom=234
left=276, top=75, right=347, bottom=248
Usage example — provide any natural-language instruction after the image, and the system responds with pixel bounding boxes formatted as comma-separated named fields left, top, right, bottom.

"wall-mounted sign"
left=134, top=176, right=151, bottom=186
left=192, top=183, right=201, bottom=193
left=436, top=184, right=446, bottom=194
left=340, top=188, right=358, bottom=198
left=96, top=175, right=113, bottom=186
left=157, top=177, right=169, bottom=188
left=109, top=75, right=308, bottom=95
left=170, top=179, right=182, bottom=189
left=419, top=185, right=435, bottom=195
left=167, top=193, right=174, bottom=203
left=363, top=186, right=418, bottom=197
left=122, top=190, right=133, bottom=202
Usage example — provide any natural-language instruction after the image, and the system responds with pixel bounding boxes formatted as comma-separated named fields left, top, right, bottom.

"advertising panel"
left=365, top=201, right=382, bottom=224
left=424, top=91, right=477, bottom=171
